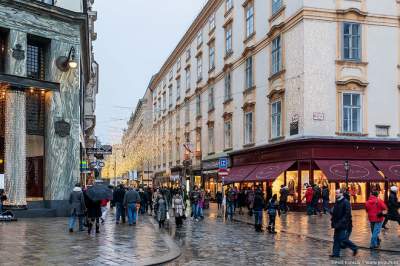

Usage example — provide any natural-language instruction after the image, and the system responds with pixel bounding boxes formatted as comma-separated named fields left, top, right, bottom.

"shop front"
left=202, top=156, right=231, bottom=200
left=225, top=138, right=400, bottom=210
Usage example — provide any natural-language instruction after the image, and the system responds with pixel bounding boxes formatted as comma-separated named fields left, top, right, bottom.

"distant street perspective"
left=0, top=0, right=400, bottom=265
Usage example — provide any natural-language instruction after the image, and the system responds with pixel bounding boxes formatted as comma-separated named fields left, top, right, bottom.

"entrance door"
left=26, top=157, right=43, bottom=198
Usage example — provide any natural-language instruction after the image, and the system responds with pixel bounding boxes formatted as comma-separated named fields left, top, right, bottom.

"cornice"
left=336, top=79, right=369, bottom=87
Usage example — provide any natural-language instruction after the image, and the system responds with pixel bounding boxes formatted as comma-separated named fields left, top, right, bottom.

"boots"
left=267, top=225, right=272, bottom=233
left=254, top=224, right=259, bottom=232
left=95, top=223, right=100, bottom=234
left=87, top=222, right=92, bottom=235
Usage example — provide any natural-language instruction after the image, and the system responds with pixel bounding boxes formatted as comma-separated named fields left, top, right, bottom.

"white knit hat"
left=391, top=186, right=398, bottom=193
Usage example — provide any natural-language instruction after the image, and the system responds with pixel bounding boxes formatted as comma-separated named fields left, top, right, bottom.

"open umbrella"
left=86, top=183, right=113, bottom=201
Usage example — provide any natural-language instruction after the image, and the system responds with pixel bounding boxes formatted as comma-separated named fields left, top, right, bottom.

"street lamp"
left=344, top=160, right=350, bottom=190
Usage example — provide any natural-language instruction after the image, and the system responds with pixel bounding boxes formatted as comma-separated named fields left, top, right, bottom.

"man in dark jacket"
left=279, top=185, right=289, bottom=214
left=311, top=184, right=321, bottom=215
left=383, top=186, right=399, bottom=229
left=123, top=187, right=141, bottom=225
left=68, top=183, right=86, bottom=233
left=322, top=185, right=330, bottom=214
left=253, top=190, right=265, bottom=232
left=113, top=184, right=126, bottom=224
left=330, top=189, right=358, bottom=257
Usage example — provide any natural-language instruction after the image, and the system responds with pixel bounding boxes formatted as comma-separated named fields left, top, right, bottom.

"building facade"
left=133, top=0, right=399, bottom=203
left=0, top=0, right=98, bottom=215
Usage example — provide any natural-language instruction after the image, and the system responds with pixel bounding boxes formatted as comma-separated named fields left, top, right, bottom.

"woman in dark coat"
left=84, top=190, right=102, bottom=235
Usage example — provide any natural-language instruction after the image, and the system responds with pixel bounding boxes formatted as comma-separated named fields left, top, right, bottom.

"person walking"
left=330, top=189, right=358, bottom=258
left=123, top=187, right=141, bottom=226
left=113, top=184, right=126, bottom=224
left=189, top=186, right=200, bottom=221
left=247, top=187, right=255, bottom=217
left=302, top=184, right=314, bottom=215
left=156, top=193, right=169, bottom=228
left=311, top=184, right=321, bottom=215
left=226, top=187, right=237, bottom=221
left=100, top=199, right=109, bottom=224
left=172, top=192, right=185, bottom=228
left=139, top=188, right=146, bottom=215
left=322, top=185, right=330, bottom=214
left=383, top=186, right=400, bottom=229
left=216, top=190, right=223, bottom=210
left=68, top=183, right=86, bottom=233
left=365, top=191, right=387, bottom=249
left=198, top=189, right=205, bottom=220
left=279, top=185, right=289, bottom=214
left=84, top=190, right=102, bottom=235
left=253, top=190, right=265, bottom=232
left=267, top=194, right=280, bottom=234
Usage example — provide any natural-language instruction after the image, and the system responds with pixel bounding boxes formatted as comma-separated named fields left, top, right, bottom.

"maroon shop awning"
left=244, top=161, right=295, bottom=182
left=223, top=165, right=257, bottom=184
left=373, top=161, right=400, bottom=181
left=315, top=160, right=384, bottom=182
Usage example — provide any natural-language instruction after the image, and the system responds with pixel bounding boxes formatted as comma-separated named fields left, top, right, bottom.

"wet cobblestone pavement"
left=166, top=204, right=400, bottom=266
left=0, top=213, right=178, bottom=266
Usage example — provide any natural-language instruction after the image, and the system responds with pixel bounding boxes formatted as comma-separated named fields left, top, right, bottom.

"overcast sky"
left=93, top=0, right=208, bottom=144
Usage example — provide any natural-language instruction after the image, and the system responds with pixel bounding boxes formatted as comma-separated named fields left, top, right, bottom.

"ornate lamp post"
left=344, top=160, right=350, bottom=190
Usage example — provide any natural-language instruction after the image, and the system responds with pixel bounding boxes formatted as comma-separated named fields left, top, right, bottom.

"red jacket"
left=100, top=199, right=109, bottom=207
left=365, top=195, right=387, bottom=222
left=305, top=187, right=314, bottom=204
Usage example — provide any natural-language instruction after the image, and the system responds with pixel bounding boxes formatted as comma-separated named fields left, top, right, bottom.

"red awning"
left=373, top=161, right=400, bottom=181
left=223, top=165, right=257, bottom=184
left=315, top=160, right=384, bottom=182
left=244, top=161, right=295, bottom=182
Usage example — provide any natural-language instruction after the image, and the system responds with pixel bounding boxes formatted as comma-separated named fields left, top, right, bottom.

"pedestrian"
left=330, top=189, right=358, bottom=258
left=253, top=190, right=265, bottom=232
left=123, top=187, right=141, bottom=226
left=100, top=199, right=109, bottom=224
left=84, top=190, right=101, bottom=235
left=139, top=188, right=146, bottom=214
left=153, top=188, right=160, bottom=216
left=238, top=189, right=247, bottom=215
left=172, top=192, right=185, bottom=228
left=267, top=194, right=280, bottom=234
left=279, top=185, right=289, bottom=214
left=311, top=184, right=321, bottom=215
left=156, top=192, right=169, bottom=228
left=365, top=191, right=387, bottom=249
left=247, top=187, right=255, bottom=217
left=226, top=187, right=237, bottom=221
left=113, top=184, right=126, bottom=224
left=189, top=186, right=200, bottom=221
left=0, top=189, right=7, bottom=214
left=302, top=184, right=314, bottom=215
left=322, top=185, right=330, bottom=214
left=382, top=186, right=400, bottom=229
left=68, top=183, right=86, bottom=233
left=198, top=189, right=205, bottom=219
left=216, top=190, right=223, bottom=210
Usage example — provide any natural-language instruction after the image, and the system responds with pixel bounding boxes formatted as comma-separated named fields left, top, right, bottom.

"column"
left=4, top=90, right=26, bottom=207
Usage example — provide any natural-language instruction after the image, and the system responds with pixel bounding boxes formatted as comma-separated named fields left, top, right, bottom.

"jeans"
left=68, top=210, right=84, bottom=230
left=115, top=202, right=125, bottom=223
left=322, top=199, right=329, bottom=213
left=227, top=202, right=235, bottom=219
left=217, top=203, right=222, bottom=210
left=127, top=203, right=138, bottom=225
left=101, top=206, right=108, bottom=221
left=306, top=203, right=313, bottom=215
left=197, top=206, right=204, bottom=218
left=254, top=210, right=263, bottom=225
left=279, top=201, right=287, bottom=213
left=268, top=214, right=276, bottom=229
left=333, top=229, right=357, bottom=256
left=370, top=222, right=383, bottom=248
left=191, top=203, right=199, bottom=219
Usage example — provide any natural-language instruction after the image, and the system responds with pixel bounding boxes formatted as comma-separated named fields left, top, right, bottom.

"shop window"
left=342, top=93, right=361, bottom=133
left=272, top=173, right=285, bottom=198
left=0, top=31, right=7, bottom=73
left=343, top=22, right=361, bottom=61
left=286, top=171, right=298, bottom=203
left=26, top=91, right=45, bottom=136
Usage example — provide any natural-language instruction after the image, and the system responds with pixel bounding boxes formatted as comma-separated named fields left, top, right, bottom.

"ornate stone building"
left=0, top=0, right=98, bottom=215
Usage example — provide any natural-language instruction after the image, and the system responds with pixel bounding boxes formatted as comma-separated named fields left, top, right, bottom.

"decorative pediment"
left=242, top=101, right=255, bottom=111
left=207, top=36, right=215, bottom=45
left=336, top=8, right=367, bottom=19
left=195, top=86, right=202, bottom=93
left=207, top=76, right=216, bottom=85
left=267, top=88, right=285, bottom=99
left=223, top=17, right=233, bottom=28
left=242, top=45, right=255, bottom=57
left=223, top=63, right=233, bottom=72
left=207, top=120, right=215, bottom=127
left=267, top=22, right=285, bottom=38
left=222, top=112, right=233, bottom=120
left=336, top=78, right=369, bottom=87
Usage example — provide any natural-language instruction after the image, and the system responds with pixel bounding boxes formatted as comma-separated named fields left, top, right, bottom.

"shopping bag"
left=166, top=212, right=170, bottom=220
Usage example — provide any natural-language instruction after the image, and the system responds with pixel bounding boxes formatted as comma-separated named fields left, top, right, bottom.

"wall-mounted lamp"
left=56, top=47, right=78, bottom=72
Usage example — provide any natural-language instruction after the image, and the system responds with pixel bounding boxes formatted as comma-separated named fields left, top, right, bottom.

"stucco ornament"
left=12, top=44, right=25, bottom=61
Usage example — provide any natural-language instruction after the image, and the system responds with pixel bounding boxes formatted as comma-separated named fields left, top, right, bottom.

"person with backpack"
left=267, top=194, right=280, bottom=234
left=365, top=191, right=387, bottom=249
left=68, top=183, right=86, bottom=233
left=382, top=186, right=400, bottom=229
left=322, top=185, right=330, bottom=214
left=253, top=190, right=265, bottom=232
left=216, top=190, right=223, bottom=210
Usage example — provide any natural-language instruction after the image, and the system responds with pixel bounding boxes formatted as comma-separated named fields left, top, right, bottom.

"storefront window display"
left=204, top=177, right=217, bottom=199
left=339, top=182, right=366, bottom=203
left=272, top=173, right=284, bottom=199
left=194, top=175, right=202, bottom=188
left=286, top=171, right=298, bottom=203
left=314, top=170, right=335, bottom=202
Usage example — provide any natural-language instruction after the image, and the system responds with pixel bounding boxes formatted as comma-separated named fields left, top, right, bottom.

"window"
left=186, top=48, right=191, bottom=61
left=226, top=0, right=233, bottom=11
left=196, top=131, right=201, bottom=153
left=343, top=22, right=361, bottom=61
left=169, top=70, right=173, bottom=80
left=0, top=32, right=6, bottom=73
left=168, top=86, right=173, bottom=107
left=208, top=126, right=215, bottom=154
left=168, top=142, right=173, bottom=163
left=342, top=93, right=361, bottom=133
left=177, top=58, right=181, bottom=71
left=208, top=87, right=214, bottom=111
left=197, top=31, right=203, bottom=47
left=272, top=0, right=282, bottom=15
left=209, top=41, right=215, bottom=70
left=224, top=120, right=232, bottom=149
left=162, top=92, right=166, bottom=112
left=225, top=24, right=233, bottom=55
left=196, top=94, right=201, bottom=117
left=244, top=112, right=254, bottom=144
left=224, top=72, right=232, bottom=101
left=27, top=40, right=46, bottom=80
left=245, top=56, right=254, bottom=90
left=176, top=141, right=181, bottom=162
left=245, top=3, right=254, bottom=38
left=185, top=101, right=190, bottom=124
left=376, top=125, right=390, bottom=137
left=176, top=77, right=181, bottom=99
left=185, top=68, right=191, bottom=91
left=197, top=56, right=202, bottom=82
left=271, top=36, right=282, bottom=75
left=209, top=14, right=216, bottom=32
left=162, top=78, right=166, bottom=88
left=271, top=101, right=282, bottom=138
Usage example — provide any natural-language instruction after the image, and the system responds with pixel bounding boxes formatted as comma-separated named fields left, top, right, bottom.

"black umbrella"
left=86, top=183, right=113, bottom=201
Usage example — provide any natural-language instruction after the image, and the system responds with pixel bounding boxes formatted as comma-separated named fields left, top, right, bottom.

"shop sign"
left=313, top=112, right=325, bottom=121
left=219, top=158, right=228, bottom=169
left=55, top=120, right=71, bottom=137
left=87, top=145, right=113, bottom=155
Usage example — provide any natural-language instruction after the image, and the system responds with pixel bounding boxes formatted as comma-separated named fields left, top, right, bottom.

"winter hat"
left=391, top=186, right=398, bottom=193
